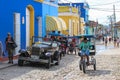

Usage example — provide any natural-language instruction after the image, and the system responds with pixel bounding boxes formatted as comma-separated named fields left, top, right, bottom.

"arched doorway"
left=26, top=5, right=34, bottom=47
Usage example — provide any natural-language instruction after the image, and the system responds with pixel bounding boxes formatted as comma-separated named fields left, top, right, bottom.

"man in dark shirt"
left=5, top=33, right=14, bottom=64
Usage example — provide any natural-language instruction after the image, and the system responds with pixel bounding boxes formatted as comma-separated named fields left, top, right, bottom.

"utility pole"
left=95, top=19, right=98, bottom=36
left=78, top=5, right=81, bottom=35
left=113, top=5, right=117, bottom=38
left=109, top=16, right=113, bottom=38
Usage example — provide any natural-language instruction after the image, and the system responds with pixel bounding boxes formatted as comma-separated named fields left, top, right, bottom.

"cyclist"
left=78, top=37, right=91, bottom=65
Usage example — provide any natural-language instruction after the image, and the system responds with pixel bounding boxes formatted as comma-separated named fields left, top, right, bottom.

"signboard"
left=50, top=0, right=55, bottom=2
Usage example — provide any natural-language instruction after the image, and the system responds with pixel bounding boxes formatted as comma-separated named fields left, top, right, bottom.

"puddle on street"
left=96, top=45, right=114, bottom=54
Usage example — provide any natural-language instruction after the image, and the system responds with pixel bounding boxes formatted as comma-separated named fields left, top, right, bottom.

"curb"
left=0, top=55, right=18, bottom=62
left=0, top=56, right=18, bottom=70
left=0, top=63, right=17, bottom=70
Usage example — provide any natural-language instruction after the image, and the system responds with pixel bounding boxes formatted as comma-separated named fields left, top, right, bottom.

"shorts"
left=79, top=49, right=89, bottom=56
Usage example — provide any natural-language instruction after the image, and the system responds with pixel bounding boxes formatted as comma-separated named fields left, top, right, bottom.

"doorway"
left=26, top=5, right=34, bottom=47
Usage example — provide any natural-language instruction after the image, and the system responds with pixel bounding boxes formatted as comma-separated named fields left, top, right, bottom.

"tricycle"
left=77, top=34, right=96, bottom=73
left=66, top=36, right=78, bottom=55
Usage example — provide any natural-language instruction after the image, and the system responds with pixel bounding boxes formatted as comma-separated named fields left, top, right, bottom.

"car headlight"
left=45, top=52, right=51, bottom=56
left=41, top=48, right=44, bottom=52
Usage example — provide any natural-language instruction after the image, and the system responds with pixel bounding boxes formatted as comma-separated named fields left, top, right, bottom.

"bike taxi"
left=76, top=34, right=96, bottom=73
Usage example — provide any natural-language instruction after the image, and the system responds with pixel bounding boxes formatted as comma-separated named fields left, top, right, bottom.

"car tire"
left=46, top=57, right=51, bottom=69
left=55, top=55, right=60, bottom=65
left=60, top=52, right=62, bottom=60
left=18, top=60, right=24, bottom=66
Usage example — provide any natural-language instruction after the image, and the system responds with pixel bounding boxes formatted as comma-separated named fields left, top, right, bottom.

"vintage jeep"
left=18, top=37, right=60, bottom=69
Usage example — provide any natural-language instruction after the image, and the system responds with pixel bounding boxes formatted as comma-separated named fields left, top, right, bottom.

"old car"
left=18, top=36, right=60, bottom=69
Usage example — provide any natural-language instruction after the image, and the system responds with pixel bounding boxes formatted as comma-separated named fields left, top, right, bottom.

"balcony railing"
left=59, top=6, right=78, bottom=13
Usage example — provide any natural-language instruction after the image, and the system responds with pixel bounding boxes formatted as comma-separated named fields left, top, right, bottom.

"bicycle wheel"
left=93, top=59, right=96, bottom=70
left=83, top=60, right=86, bottom=73
left=79, top=60, right=82, bottom=70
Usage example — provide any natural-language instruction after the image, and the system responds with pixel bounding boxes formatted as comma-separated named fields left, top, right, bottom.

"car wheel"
left=60, top=52, right=62, bottom=60
left=55, top=55, right=60, bottom=65
left=46, top=57, right=51, bottom=69
left=18, top=60, right=24, bottom=66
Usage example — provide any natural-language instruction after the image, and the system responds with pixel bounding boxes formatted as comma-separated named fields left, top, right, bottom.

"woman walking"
left=105, top=37, right=108, bottom=48
left=116, top=37, right=120, bottom=48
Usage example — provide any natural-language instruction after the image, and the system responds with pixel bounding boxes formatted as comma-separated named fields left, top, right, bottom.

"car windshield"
left=40, top=41, right=51, bottom=45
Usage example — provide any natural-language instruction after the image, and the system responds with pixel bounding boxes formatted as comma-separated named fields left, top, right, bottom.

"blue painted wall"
left=0, top=0, right=58, bottom=56
left=42, top=2, right=58, bottom=37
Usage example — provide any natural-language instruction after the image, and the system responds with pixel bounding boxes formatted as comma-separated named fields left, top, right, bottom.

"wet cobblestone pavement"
left=0, top=44, right=120, bottom=80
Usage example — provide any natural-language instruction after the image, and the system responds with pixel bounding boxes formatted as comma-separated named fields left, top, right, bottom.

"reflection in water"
left=96, top=45, right=114, bottom=53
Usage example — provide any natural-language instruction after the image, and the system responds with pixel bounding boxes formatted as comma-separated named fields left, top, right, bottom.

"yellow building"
left=80, top=18, right=85, bottom=34
left=58, top=6, right=85, bottom=36
left=46, top=16, right=67, bottom=34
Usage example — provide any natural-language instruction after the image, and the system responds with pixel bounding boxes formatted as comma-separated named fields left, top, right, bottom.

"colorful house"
left=0, top=0, right=58, bottom=56
left=80, top=18, right=85, bottom=34
left=46, top=16, right=67, bottom=35
left=58, top=6, right=80, bottom=36
left=58, top=2, right=90, bottom=34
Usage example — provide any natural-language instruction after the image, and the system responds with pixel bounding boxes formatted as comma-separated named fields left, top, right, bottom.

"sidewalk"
left=0, top=56, right=18, bottom=70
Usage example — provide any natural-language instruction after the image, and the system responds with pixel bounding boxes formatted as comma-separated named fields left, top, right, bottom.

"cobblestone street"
left=0, top=45, right=120, bottom=80
left=1, top=0, right=120, bottom=80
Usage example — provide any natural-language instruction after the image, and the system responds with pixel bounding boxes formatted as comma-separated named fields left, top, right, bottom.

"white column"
left=14, top=13, right=21, bottom=55
left=37, top=17, right=42, bottom=37
left=69, top=19, right=72, bottom=36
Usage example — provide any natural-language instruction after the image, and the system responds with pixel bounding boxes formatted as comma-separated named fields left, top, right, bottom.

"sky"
left=59, top=0, right=120, bottom=25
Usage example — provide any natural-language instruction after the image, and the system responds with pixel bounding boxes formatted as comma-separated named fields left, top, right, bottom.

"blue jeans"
left=80, top=49, right=89, bottom=56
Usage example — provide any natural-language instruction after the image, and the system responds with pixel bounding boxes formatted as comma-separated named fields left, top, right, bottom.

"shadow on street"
left=86, top=69, right=111, bottom=76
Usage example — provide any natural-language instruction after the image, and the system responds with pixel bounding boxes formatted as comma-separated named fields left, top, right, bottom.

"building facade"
left=0, top=0, right=58, bottom=56
left=58, top=2, right=90, bottom=34
left=58, top=6, right=81, bottom=36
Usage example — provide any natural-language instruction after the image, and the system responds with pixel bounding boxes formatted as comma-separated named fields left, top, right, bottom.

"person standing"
left=5, top=33, right=15, bottom=64
left=105, top=37, right=108, bottom=47
left=114, top=37, right=117, bottom=48
left=102, top=37, right=104, bottom=44
left=0, top=41, right=4, bottom=57
left=116, top=37, right=120, bottom=48
left=109, top=37, right=112, bottom=43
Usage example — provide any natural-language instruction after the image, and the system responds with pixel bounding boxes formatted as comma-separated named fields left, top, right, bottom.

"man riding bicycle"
left=78, top=37, right=91, bottom=65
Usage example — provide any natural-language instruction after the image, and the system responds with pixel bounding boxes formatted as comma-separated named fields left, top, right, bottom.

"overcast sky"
left=60, top=0, right=120, bottom=25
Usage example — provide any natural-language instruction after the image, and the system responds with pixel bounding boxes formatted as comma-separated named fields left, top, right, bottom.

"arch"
left=26, top=5, right=34, bottom=47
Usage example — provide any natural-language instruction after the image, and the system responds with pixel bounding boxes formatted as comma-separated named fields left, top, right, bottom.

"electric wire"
left=90, top=1, right=120, bottom=6
left=90, top=8, right=120, bottom=12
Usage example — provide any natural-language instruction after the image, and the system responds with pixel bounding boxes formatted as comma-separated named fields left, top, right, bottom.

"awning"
left=58, top=18, right=67, bottom=30
left=46, top=16, right=67, bottom=32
